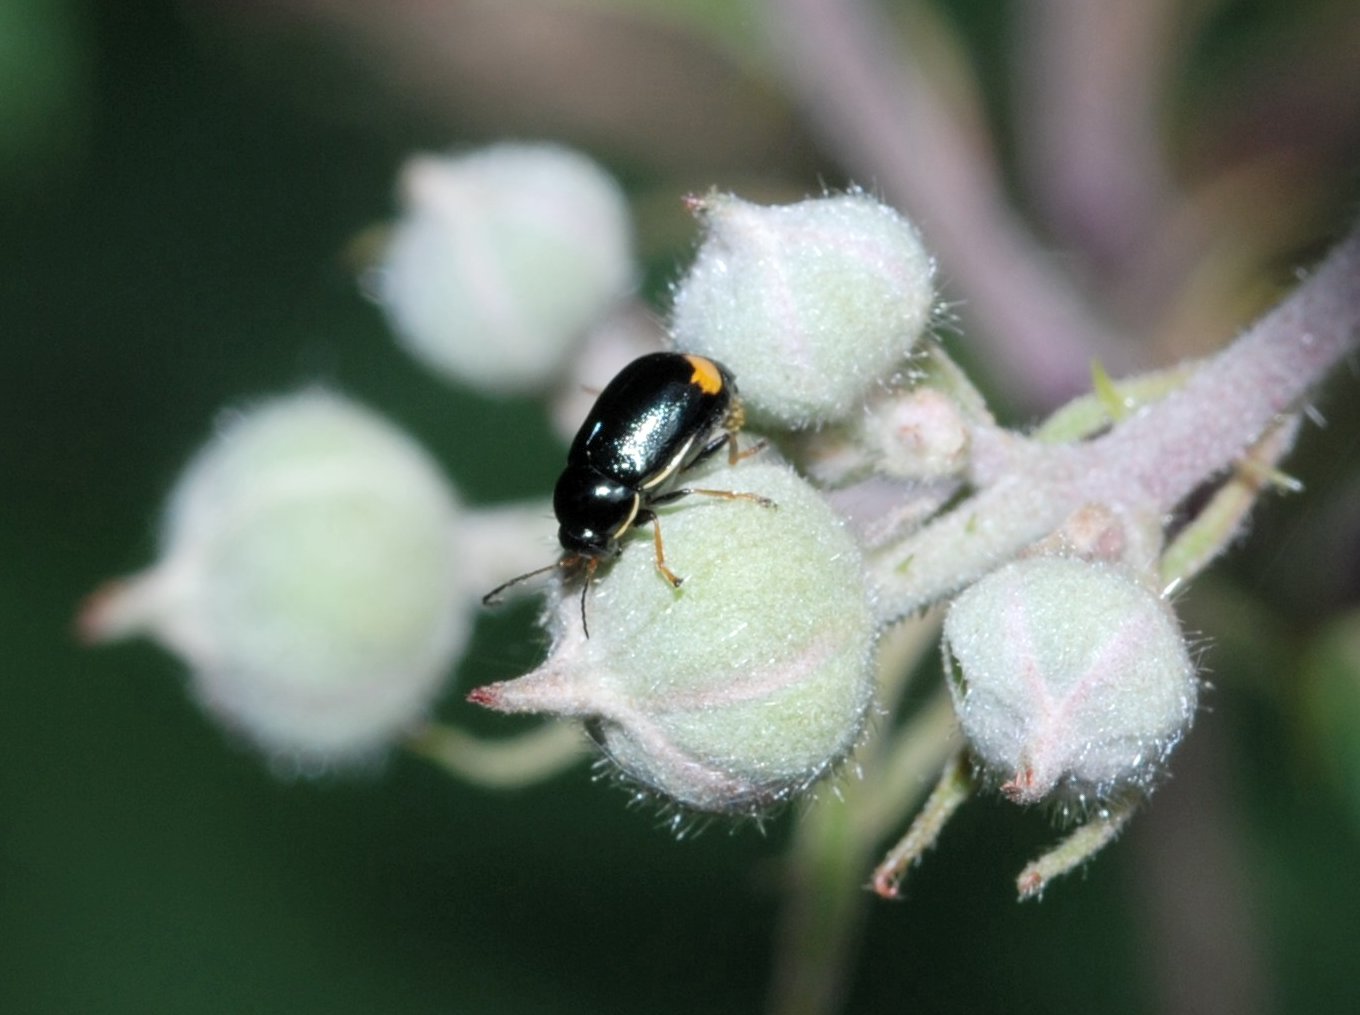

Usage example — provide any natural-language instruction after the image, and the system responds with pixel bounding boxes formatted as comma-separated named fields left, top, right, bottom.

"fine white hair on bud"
left=81, top=390, right=466, bottom=768
left=468, top=457, right=878, bottom=815
left=670, top=191, right=935, bottom=428
left=942, top=556, right=1197, bottom=804
left=376, top=142, right=635, bottom=393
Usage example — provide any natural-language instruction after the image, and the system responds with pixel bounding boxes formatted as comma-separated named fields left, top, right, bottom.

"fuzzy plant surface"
left=82, top=142, right=1360, bottom=933
left=85, top=140, right=1360, bottom=870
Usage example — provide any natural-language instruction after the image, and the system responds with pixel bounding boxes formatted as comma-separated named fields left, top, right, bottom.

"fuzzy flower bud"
left=862, top=387, right=971, bottom=480
left=670, top=191, right=935, bottom=428
left=469, top=458, right=877, bottom=815
left=376, top=142, right=635, bottom=393
left=942, top=556, right=1197, bottom=803
left=81, top=391, right=466, bottom=767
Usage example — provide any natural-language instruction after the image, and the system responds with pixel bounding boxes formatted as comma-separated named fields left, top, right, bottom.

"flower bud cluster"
left=469, top=458, right=878, bottom=814
left=942, top=556, right=1197, bottom=803
left=376, top=142, right=635, bottom=393
left=82, top=391, right=466, bottom=767
left=85, top=148, right=1218, bottom=858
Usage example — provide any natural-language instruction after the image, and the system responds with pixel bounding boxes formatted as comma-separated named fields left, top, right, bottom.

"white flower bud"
left=82, top=391, right=466, bottom=767
left=670, top=191, right=935, bottom=428
left=469, top=458, right=877, bottom=815
left=376, top=142, right=635, bottom=393
left=942, top=556, right=1197, bottom=803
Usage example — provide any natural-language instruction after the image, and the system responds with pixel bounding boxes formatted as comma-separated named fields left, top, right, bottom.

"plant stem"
left=764, top=0, right=1130, bottom=406
left=871, top=221, right=1360, bottom=618
left=405, top=721, right=588, bottom=788
left=1097, top=222, right=1360, bottom=514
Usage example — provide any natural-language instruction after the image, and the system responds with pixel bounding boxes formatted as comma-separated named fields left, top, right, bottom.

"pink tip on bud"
left=466, top=685, right=502, bottom=709
left=75, top=580, right=127, bottom=645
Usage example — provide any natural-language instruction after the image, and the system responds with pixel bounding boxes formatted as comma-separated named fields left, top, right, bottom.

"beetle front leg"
left=637, top=509, right=684, bottom=588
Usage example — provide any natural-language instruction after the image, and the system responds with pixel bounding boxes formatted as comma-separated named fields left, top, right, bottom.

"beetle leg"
left=719, top=398, right=765, bottom=465
left=649, top=514, right=685, bottom=588
left=689, top=430, right=732, bottom=466
left=661, top=487, right=777, bottom=509
left=726, top=432, right=766, bottom=465
left=691, top=428, right=766, bottom=469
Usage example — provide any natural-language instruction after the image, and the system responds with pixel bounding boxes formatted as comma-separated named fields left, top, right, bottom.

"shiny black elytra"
left=482, top=351, right=772, bottom=634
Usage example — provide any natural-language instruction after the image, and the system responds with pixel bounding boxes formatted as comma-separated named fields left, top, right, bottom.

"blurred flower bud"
left=942, top=556, right=1197, bottom=803
left=468, top=458, right=877, bottom=815
left=547, top=304, right=666, bottom=443
left=375, top=142, right=635, bottom=393
left=81, top=391, right=466, bottom=767
left=670, top=191, right=935, bottom=428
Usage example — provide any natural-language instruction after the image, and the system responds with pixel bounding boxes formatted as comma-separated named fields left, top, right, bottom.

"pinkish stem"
left=764, top=0, right=1132, bottom=407
left=1093, top=222, right=1360, bottom=512
left=873, top=222, right=1360, bottom=618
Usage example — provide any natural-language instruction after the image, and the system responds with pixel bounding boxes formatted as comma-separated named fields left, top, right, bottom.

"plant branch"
left=405, top=720, right=588, bottom=788
left=1011, top=0, right=1185, bottom=273
left=1097, top=222, right=1360, bottom=512
left=763, top=0, right=1131, bottom=407
left=870, top=220, right=1360, bottom=619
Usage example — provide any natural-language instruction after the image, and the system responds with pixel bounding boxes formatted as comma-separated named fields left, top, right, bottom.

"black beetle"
left=484, top=351, right=771, bottom=632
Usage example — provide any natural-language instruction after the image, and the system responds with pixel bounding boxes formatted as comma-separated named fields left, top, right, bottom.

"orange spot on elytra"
left=684, top=355, right=724, bottom=395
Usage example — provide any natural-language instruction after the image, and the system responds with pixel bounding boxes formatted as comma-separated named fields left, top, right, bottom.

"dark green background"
left=3, top=2, right=1359, bottom=1013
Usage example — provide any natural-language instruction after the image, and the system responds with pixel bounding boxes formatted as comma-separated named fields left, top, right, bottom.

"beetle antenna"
left=579, top=557, right=600, bottom=638
left=481, top=558, right=570, bottom=606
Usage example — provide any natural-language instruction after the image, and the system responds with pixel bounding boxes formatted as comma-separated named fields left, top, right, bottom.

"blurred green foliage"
left=0, top=0, right=88, bottom=183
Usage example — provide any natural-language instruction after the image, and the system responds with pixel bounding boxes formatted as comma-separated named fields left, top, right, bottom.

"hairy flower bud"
left=81, top=391, right=466, bottom=766
left=943, top=556, right=1197, bottom=803
left=469, top=458, right=877, bottom=815
left=863, top=387, right=971, bottom=479
left=670, top=191, right=935, bottom=428
left=376, top=142, right=635, bottom=393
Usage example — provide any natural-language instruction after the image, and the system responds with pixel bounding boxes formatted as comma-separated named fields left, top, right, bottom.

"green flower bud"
left=670, top=191, right=935, bottom=428
left=468, top=458, right=877, bottom=815
left=943, top=556, right=1197, bottom=803
left=376, top=142, right=635, bottom=393
left=82, top=391, right=466, bottom=767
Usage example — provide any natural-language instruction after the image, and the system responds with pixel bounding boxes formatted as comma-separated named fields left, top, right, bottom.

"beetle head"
left=554, top=465, right=637, bottom=559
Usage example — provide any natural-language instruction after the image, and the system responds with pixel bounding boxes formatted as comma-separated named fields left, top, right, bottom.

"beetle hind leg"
left=660, top=486, right=776, bottom=510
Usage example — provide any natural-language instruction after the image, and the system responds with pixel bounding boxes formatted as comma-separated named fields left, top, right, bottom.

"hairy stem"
left=872, top=221, right=1360, bottom=619
left=767, top=626, right=953, bottom=1015
left=1097, top=222, right=1360, bottom=512
left=405, top=721, right=588, bottom=788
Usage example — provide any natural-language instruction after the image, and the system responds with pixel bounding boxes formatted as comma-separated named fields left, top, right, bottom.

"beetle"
left=483, top=351, right=772, bottom=633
